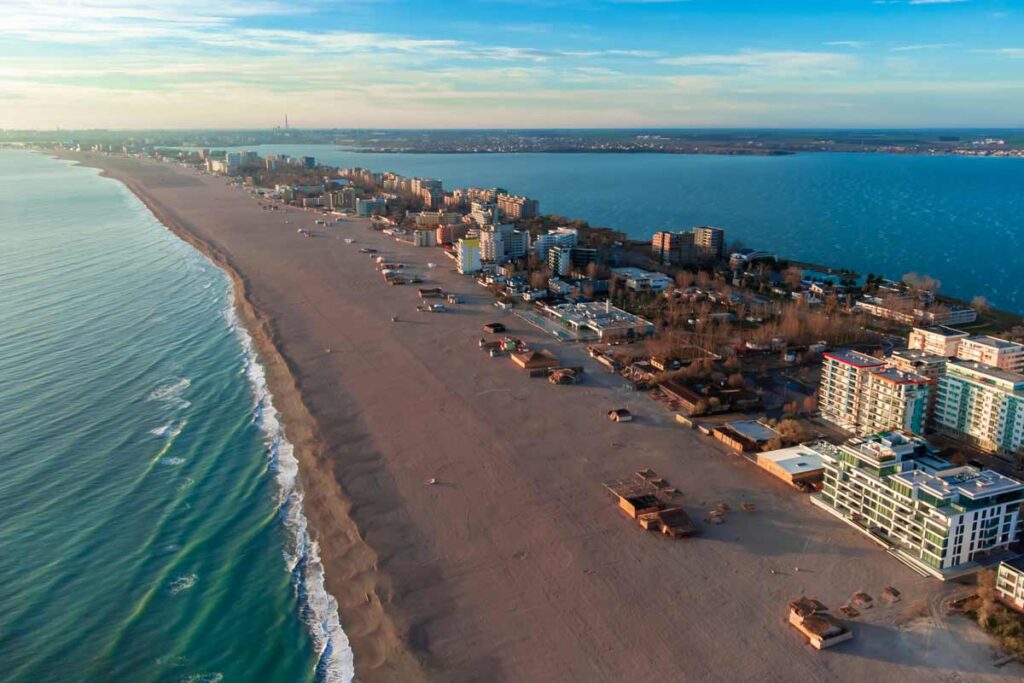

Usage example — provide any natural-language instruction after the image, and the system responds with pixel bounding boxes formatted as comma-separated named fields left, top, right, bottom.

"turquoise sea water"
left=219, top=145, right=1024, bottom=313
left=0, top=150, right=352, bottom=682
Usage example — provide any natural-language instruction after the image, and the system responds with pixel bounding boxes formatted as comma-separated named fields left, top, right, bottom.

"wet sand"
left=56, top=151, right=1022, bottom=682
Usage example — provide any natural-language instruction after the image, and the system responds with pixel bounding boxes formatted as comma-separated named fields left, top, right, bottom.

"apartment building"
left=820, top=350, right=886, bottom=432
left=934, top=360, right=1024, bottom=455
left=909, top=326, right=969, bottom=357
left=693, top=226, right=725, bottom=261
left=861, top=369, right=930, bottom=435
left=456, top=238, right=481, bottom=275
left=497, top=193, right=539, bottom=220
left=997, top=558, right=1024, bottom=612
left=821, top=350, right=930, bottom=435
left=907, top=328, right=1023, bottom=372
left=958, top=336, right=1024, bottom=373
left=651, top=231, right=695, bottom=265
left=811, top=432, right=1024, bottom=578
left=887, top=349, right=946, bottom=422
left=532, top=228, right=578, bottom=259
left=481, top=224, right=529, bottom=263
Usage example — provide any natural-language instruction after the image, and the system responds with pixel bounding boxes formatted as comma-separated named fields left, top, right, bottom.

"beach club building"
left=539, top=301, right=654, bottom=342
left=810, top=432, right=1024, bottom=578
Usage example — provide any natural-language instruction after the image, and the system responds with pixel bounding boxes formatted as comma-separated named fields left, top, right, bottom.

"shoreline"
left=53, top=152, right=426, bottom=682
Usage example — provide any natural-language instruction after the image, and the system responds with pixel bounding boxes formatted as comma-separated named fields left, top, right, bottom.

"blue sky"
left=1, top=0, right=1022, bottom=129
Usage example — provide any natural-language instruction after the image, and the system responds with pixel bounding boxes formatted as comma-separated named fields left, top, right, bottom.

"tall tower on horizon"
left=284, top=114, right=289, bottom=130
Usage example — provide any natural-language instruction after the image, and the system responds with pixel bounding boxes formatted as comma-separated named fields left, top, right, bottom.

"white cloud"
left=660, top=50, right=858, bottom=76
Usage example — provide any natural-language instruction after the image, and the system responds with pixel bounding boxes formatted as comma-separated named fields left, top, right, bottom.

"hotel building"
left=811, top=432, right=1024, bottom=578
left=997, top=558, right=1024, bottom=612
left=934, top=360, right=1024, bottom=455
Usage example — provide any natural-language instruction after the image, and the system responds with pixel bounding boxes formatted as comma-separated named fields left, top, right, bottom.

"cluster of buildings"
left=854, top=294, right=978, bottom=327
left=199, top=148, right=316, bottom=175
left=651, top=226, right=725, bottom=265
left=820, top=327, right=1024, bottom=458
left=338, top=167, right=539, bottom=220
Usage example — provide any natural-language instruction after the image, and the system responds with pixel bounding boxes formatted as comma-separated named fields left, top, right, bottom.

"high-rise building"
left=821, top=349, right=930, bottom=435
left=820, top=350, right=886, bottom=432
left=547, top=246, right=574, bottom=277
left=302, top=156, right=316, bottom=169
left=811, top=432, right=1024, bottom=578
left=480, top=224, right=528, bottom=263
left=355, top=197, right=386, bottom=217
left=693, top=226, right=725, bottom=261
left=934, top=360, right=1024, bottom=455
left=651, top=231, right=696, bottom=265
left=470, top=201, right=498, bottom=227
left=456, top=238, right=481, bottom=275
left=860, top=368, right=930, bottom=436
left=497, top=193, right=539, bottom=220
left=532, top=227, right=577, bottom=260
left=887, top=349, right=946, bottom=423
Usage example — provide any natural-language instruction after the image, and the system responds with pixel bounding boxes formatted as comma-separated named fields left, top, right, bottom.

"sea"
left=216, top=144, right=1024, bottom=313
left=0, top=149, right=353, bottom=682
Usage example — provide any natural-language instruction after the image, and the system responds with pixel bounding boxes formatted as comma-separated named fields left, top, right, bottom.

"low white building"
left=610, top=267, right=672, bottom=293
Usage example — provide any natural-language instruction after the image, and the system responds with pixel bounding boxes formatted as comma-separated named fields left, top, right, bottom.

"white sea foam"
left=148, top=377, right=192, bottom=411
left=150, top=421, right=183, bottom=439
left=168, top=573, right=198, bottom=595
left=226, top=297, right=355, bottom=683
left=160, top=457, right=186, bottom=466
left=180, top=673, right=222, bottom=683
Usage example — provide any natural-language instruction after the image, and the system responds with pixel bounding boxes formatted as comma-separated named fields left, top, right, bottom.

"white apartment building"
left=480, top=224, right=529, bottom=263
left=935, top=360, right=1024, bottom=455
left=822, top=350, right=930, bottom=435
left=456, top=238, right=481, bottom=275
left=532, top=227, right=578, bottom=260
left=908, top=326, right=969, bottom=357
left=820, top=350, right=885, bottom=432
left=997, top=559, right=1024, bottom=612
left=957, top=336, right=1024, bottom=373
left=812, top=432, right=1024, bottom=578
left=861, top=368, right=930, bottom=435
left=907, top=327, right=1023, bottom=373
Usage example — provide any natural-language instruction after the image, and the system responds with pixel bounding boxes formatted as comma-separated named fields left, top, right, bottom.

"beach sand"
left=56, top=151, right=1023, bottom=682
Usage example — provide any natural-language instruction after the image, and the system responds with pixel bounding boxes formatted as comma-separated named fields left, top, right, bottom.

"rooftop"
left=610, top=267, right=672, bottom=281
left=893, top=465, right=1024, bottom=503
left=946, top=359, right=1024, bottom=391
left=824, top=349, right=885, bottom=369
left=726, top=420, right=780, bottom=443
left=914, top=325, right=968, bottom=338
left=963, top=335, right=1022, bottom=350
left=868, top=368, right=931, bottom=386
left=759, top=445, right=825, bottom=476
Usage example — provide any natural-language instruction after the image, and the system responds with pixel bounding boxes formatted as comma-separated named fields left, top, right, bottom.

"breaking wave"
left=225, top=297, right=354, bottom=683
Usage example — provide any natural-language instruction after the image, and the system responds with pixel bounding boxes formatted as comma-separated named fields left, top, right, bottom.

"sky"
left=0, top=0, right=1022, bottom=129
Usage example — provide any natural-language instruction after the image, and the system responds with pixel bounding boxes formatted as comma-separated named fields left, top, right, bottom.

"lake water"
left=224, top=145, right=1024, bottom=313
left=0, top=149, right=352, bottom=682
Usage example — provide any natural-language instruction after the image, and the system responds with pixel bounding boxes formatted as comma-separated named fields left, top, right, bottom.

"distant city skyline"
left=2, top=0, right=1023, bottom=129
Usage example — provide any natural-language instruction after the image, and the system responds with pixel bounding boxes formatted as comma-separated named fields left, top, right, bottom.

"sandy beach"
left=55, top=151, right=1023, bottom=682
